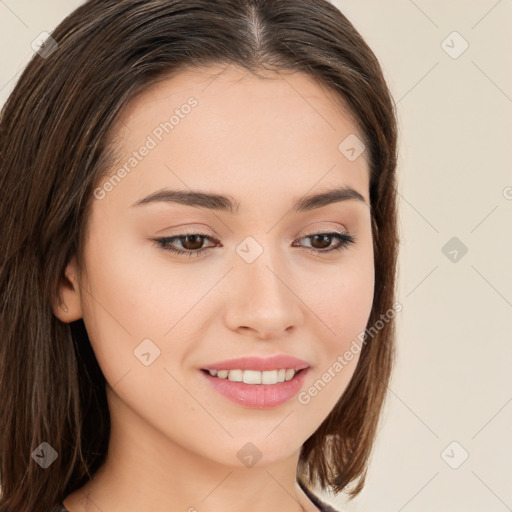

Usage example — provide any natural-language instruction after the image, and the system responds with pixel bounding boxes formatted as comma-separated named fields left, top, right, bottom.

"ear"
left=52, top=255, right=83, bottom=323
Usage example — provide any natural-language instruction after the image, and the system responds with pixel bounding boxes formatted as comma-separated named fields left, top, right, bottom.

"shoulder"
left=296, top=478, right=342, bottom=512
left=51, top=504, right=69, bottom=512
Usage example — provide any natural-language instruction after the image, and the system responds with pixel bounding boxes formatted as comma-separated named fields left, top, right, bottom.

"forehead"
left=115, top=64, right=359, bottom=127
left=101, top=64, right=370, bottom=208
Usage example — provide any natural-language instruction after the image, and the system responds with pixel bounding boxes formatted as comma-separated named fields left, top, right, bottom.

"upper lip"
left=201, top=355, right=311, bottom=372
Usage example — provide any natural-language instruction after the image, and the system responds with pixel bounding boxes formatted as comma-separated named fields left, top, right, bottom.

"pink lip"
left=200, top=367, right=310, bottom=409
left=200, top=355, right=310, bottom=372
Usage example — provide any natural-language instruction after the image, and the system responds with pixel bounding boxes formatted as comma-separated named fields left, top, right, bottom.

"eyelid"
left=294, top=221, right=349, bottom=239
left=301, top=226, right=347, bottom=237
left=151, top=228, right=355, bottom=259
left=152, top=221, right=352, bottom=246
left=154, top=219, right=348, bottom=237
left=153, top=223, right=219, bottom=237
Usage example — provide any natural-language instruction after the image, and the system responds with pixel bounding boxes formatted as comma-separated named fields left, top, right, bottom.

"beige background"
left=1, top=1, right=511, bottom=510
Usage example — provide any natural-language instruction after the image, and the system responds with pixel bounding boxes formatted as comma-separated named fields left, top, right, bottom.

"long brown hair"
left=0, top=0, right=399, bottom=509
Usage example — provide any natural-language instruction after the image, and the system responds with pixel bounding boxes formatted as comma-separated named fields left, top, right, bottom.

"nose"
left=223, top=245, right=304, bottom=340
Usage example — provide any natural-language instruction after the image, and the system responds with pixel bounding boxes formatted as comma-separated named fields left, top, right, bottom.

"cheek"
left=305, top=245, right=375, bottom=346
left=296, top=245, right=374, bottom=407
left=78, top=226, right=217, bottom=387
left=77, top=227, right=167, bottom=381
left=80, top=227, right=182, bottom=337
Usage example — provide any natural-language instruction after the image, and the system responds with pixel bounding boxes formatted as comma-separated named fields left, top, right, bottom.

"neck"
left=63, top=385, right=319, bottom=512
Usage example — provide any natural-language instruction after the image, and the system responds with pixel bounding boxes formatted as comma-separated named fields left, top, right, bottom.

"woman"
left=0, top=1, right=399, bottom=511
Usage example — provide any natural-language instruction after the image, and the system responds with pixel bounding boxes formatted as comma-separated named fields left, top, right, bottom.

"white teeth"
left=262, top=370, right=277, bottom=384
left=207, top=368, right=298, bottom=384
left=228, top=369, right=243, bottom=382
left=284, top=368, right=296, bottom=381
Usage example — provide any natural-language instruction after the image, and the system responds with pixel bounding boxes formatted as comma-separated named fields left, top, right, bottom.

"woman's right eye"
left=151, top=233, right=218, bottom=258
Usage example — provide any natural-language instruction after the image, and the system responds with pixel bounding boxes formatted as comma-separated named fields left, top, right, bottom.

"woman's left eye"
left=151, top=231, right=355, bottom=258
left=293, top=231, right=356, bottom=253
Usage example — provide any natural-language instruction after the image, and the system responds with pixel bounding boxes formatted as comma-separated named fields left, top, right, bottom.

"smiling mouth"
left=200, top=368, right=307, bottom=385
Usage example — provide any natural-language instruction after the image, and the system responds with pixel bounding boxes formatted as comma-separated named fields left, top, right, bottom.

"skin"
left=54, top=63, right=374, bottom=512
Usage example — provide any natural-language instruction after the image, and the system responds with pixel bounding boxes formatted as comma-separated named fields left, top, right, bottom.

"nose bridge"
left=227, top=234, right=303, bottom=337
left=239, top=232, right=288, bottom=296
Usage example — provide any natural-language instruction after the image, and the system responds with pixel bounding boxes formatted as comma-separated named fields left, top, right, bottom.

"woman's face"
left=63, top=64, right=374, bottom=468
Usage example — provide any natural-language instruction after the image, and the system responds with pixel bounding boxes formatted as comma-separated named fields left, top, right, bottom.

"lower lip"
left=199, top=368, right=310, bottom=409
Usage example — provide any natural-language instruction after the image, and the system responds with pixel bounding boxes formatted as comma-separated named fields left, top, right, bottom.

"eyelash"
left=151, top=231, right=356, bottom=258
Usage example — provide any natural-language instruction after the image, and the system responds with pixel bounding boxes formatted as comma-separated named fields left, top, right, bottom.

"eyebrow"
left=130, top=186, right=369, bottom=213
